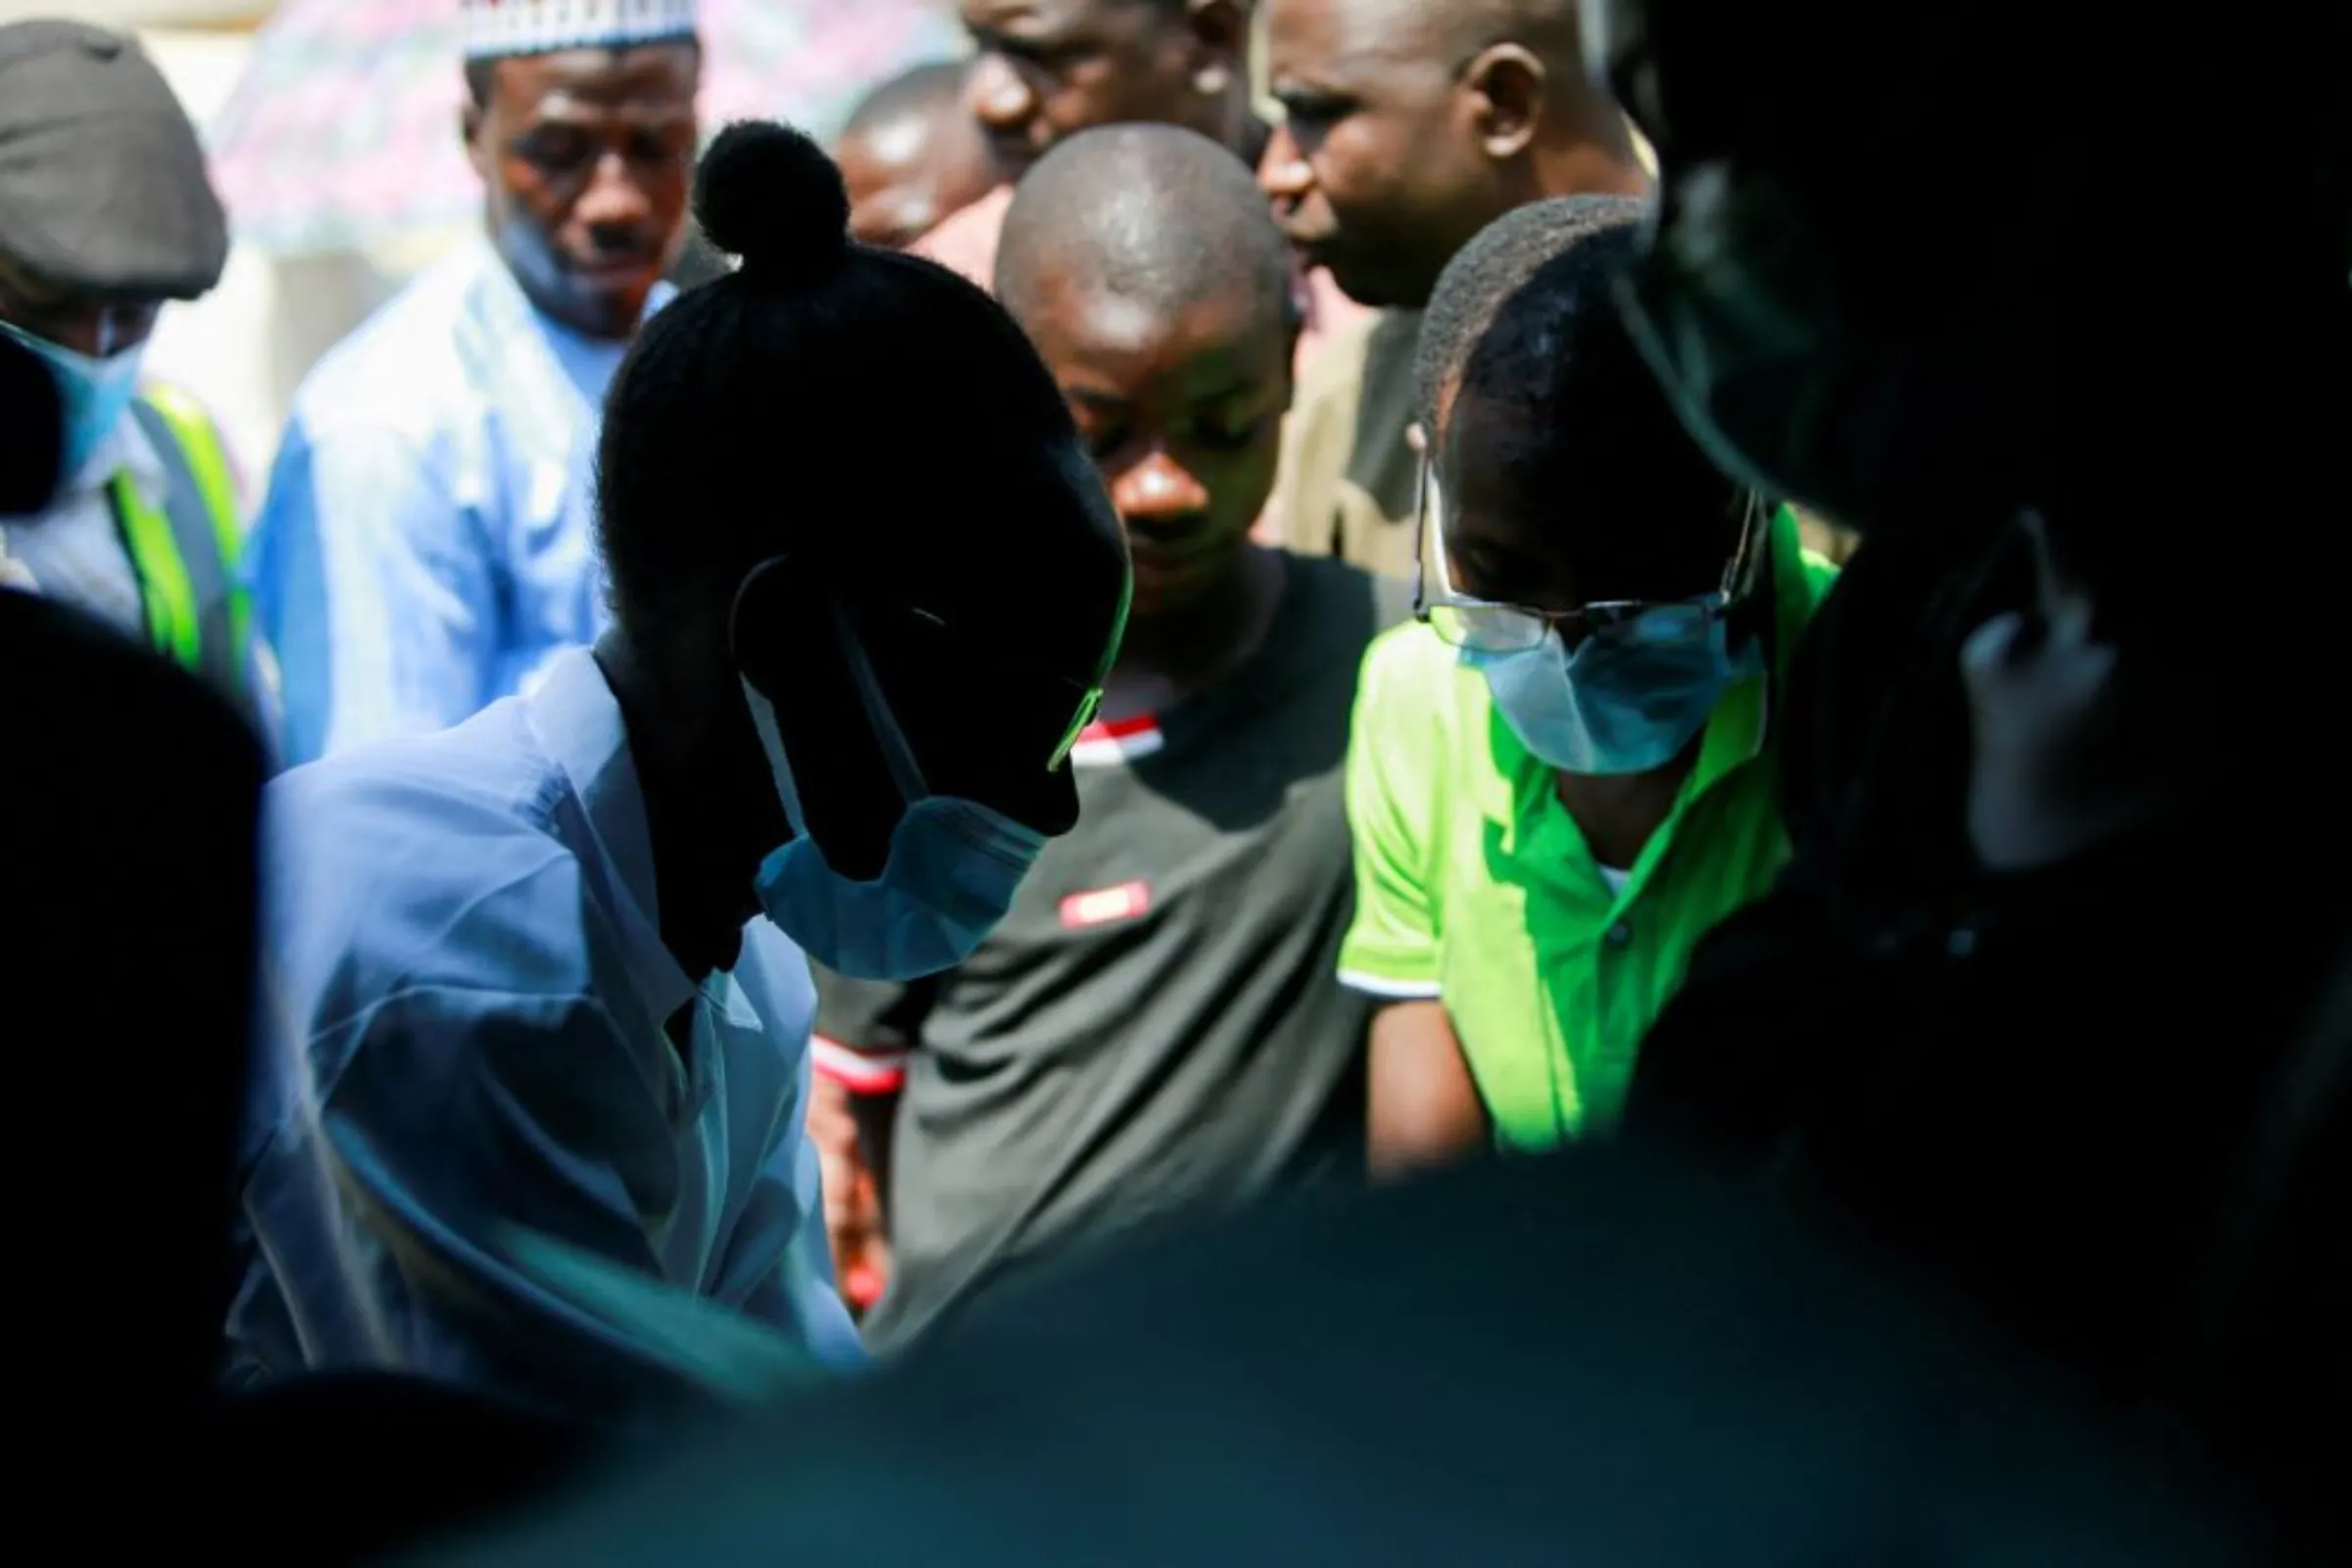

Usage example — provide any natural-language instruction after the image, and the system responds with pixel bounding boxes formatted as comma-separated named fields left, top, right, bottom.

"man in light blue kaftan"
left=251, top=0, right=705, bottom=765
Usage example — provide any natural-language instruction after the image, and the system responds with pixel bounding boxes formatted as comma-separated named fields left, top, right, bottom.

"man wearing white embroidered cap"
left=250, top=0, right=701, bottom=766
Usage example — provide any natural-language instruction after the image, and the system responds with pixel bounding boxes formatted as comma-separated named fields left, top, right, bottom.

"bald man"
left=808, top=123, right=1408, bottom=1351
left=908, top=0, right=1369, bottom=390
left=834, top=61, right=1002, bottom=251
left=1259, top=0, right=1648, bottom=578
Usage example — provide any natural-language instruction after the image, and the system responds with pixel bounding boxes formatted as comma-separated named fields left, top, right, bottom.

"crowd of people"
left=2, top=0, right=2345, bottom=1558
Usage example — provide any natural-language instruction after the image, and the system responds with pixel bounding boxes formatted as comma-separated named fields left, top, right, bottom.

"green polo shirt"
left=1338, top=508, right=1837, bottom=1151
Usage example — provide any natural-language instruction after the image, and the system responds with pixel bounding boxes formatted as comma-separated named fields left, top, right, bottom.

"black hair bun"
left=694, top=120, right=852, bottom=287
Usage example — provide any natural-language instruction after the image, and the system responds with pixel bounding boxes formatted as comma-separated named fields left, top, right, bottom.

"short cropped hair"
left=1424, top=196, right=1752, bottom=592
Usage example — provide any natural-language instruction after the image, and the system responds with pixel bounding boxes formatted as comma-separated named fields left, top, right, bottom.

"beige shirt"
left=1794, top=511, right=1861, bottom=564
left=1269, top=307, right=1425, bottom=581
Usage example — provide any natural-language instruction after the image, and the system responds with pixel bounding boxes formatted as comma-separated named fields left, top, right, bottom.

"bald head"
left=835, top=61, right=999, bottom=250
left=996, top=124, right=1298, bottom=624
left=998, top=123, right=1292, bottom=332
left=843, top=60, right=968, bottom=140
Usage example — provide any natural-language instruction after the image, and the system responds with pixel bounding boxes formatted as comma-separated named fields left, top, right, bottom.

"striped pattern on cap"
left=462, top=0, right=699, bottom=60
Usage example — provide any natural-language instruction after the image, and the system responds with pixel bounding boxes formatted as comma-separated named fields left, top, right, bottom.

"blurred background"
left=0, top=0, right=968, bottom=482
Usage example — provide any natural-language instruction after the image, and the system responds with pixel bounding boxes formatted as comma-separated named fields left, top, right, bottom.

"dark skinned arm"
left=808, top=972, right=939, bottom=1317
left=808, top=1074, right=896, bottom=1317
left=1368, top=1000, right=1491, bottom=1181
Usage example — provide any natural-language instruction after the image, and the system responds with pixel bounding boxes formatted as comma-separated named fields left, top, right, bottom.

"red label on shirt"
left=1068, top=714, right=1164, bottom=768
left=1059, top=880, right=1152, bottom=930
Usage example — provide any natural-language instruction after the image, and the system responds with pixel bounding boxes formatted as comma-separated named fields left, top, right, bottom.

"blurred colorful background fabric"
left=207, top=0, right=965, bottom=255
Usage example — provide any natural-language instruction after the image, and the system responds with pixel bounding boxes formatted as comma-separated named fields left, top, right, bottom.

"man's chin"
left=553, top=270, right=661, bottom=338
left=1302, top=248, right=1416, bottom=312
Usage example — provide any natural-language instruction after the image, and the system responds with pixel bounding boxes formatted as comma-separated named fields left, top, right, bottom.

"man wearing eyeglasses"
left=1338, top=197, right=1836, bottom=1175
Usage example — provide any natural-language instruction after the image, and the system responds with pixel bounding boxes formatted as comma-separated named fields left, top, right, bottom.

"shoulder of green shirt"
left=1354, top=617, right=1471, bottom=736
left=1336, top=620, right=1460, bottom=998
left=1340, top=505, right=1835, bottom=883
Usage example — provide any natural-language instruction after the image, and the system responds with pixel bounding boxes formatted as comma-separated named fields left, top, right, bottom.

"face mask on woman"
left=740, top=593, right=1049, bottom=982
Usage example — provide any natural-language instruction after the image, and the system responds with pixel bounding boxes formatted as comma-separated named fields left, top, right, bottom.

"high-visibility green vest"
left=106, top=384, right=249, bottom=701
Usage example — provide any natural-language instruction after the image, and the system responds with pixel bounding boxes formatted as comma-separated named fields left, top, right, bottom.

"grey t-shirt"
left=815, top=556, right=1410, bottom=1351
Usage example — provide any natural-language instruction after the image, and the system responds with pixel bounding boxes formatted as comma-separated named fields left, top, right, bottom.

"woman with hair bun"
left=227, top=122, right=1131, bottom=1418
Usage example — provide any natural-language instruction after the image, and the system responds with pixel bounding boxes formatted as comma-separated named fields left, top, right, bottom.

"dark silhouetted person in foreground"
left=8, top=316, right=607, bottom=1567
left=1591, top=0, right=2350, bottom=1550
left=418, top=1141, right=2254, bottom=1564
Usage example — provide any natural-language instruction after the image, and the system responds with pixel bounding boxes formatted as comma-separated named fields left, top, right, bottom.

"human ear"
left=461, top=99, right=492, bottom=183
left=1464, top=44, right=1546, bottom=162
left=1186, top=0, right=1249, bottom=95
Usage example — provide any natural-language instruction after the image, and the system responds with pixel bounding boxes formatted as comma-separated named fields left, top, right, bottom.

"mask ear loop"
left=1721, top=489, right=1771, bottom=603
left=1715, top=492, right=1777, bottom=685
left=732, top=556, right=812, bottom=837
left=827, top=595, right=933, bottom=806
left=731, top=559, right=939, bottom=833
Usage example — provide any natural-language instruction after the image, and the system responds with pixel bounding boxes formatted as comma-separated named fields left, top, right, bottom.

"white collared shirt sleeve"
left=284, top=980, right=712, bottom=1413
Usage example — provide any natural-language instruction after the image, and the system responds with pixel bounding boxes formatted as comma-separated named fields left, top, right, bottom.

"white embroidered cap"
left=462, top=0, right=700, bottom=61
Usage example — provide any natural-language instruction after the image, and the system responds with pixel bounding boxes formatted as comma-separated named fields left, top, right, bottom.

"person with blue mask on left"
left=226, top=122, right=1129, bottom=1420
left=249, top=0, right=704, bottom=768
left=0, top=21, right=260, bottom=722
left=1338, top=196, right=1837, bottom=1177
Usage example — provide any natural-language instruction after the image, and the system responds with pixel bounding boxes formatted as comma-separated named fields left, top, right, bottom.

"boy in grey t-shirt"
left=811, top=124, right=1405, bottom=1350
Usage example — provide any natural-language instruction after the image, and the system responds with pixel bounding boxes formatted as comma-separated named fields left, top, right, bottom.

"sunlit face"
left=1259, top=0, right=1497, bottom=309
left=466, top=43, right=701, bottom=339
left=1022, top=278, right=1293, bottom=617
left=836, top=97, right=1002, bottom=250
left=958, top=0, right=1240, bottom=176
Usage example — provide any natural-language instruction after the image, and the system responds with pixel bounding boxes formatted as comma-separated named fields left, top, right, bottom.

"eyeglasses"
left=1409, top=455, right=1768, bottom=655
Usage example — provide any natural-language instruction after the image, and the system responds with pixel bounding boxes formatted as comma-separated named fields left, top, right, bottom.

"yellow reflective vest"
left=107, top=384, right=249, bottom=701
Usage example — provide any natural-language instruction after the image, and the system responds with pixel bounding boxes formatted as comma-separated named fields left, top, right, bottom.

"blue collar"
left=525, top=647, right=696, bottom=1025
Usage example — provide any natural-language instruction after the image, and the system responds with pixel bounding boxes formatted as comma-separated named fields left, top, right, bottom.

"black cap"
left=0, top=21, right=228, bottom=302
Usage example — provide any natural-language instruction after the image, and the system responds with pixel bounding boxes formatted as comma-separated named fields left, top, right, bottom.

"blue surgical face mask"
left=0, top=320, right=145, bottom=480
left=1430, top=475, right=1765, bottom=776
left=1465, top=616, right=1762, bottom=776
left=741, top=604, right=1048, bottom=982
